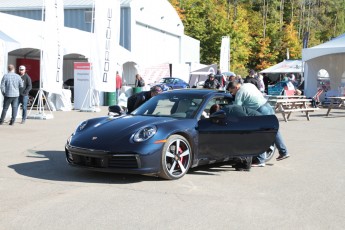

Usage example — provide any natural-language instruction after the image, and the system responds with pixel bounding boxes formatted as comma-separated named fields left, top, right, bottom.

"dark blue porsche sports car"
left=65, top=89, right=278, bottom=179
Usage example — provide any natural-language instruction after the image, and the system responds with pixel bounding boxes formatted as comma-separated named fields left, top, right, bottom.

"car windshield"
left=159, top=78, right=174, bottom=84
left=133, top=91, right=205, bottom=118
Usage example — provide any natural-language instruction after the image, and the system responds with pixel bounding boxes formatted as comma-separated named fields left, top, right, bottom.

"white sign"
left=74, top=62, right=91, bottom=109
left=219, top=36, right=230, bottom=73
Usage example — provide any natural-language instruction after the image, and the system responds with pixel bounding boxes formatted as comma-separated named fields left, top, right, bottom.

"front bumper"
left=65, top=144, right=162, bottom=174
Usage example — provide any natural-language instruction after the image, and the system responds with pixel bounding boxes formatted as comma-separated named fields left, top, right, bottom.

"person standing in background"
left=0, top=64, right=23, bottom=125
left=203, top=73, right=221, bottom=89
left=262, top=73, right=271, bottom=94
left=257, top=74, right=265, bottom=94
left=244, top=69, right=260, bottom=90
left=135, top=74, right=145, bottom=87
left=18, top=65, right=32, bottom=124
left=115, top=71, right=122, bottom=105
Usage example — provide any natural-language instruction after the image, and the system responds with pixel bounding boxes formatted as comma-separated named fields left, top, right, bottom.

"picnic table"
left=268, top=98, right=318, bottom=122
left=268, top=95, right=306, bottom=99
left=326, top=96, right=345, bottom=116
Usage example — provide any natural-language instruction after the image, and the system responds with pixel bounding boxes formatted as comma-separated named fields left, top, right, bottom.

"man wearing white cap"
left=18, top=65, right=32, bottom=124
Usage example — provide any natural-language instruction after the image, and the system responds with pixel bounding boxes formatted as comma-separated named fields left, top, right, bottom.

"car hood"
left=69, top=115, right=185, bottom=151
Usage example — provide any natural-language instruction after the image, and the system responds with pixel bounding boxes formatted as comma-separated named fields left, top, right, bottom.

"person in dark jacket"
left=244, top=69, right=260, bottom=90
left=18, top=65, right=32, bottom=124
left=127, top=85, right=162, bottom=113
left=203, top=73, right=221, bottom=89
left=135, top=74, right=145, bottom=87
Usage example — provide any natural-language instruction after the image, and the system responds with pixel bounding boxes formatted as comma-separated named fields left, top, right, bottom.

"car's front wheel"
left=158, top=135, right=192, bottom=180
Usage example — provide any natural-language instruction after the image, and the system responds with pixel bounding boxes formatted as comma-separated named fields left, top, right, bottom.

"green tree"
left=169, top=0, right=345, bottom=71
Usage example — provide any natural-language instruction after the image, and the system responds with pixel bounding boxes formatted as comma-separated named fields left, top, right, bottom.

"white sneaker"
left=252, top=163, right=265, bottom=167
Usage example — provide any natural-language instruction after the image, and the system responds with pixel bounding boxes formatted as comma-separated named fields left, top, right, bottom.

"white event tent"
left=259, top=59, right=303, bottom=82
left=302, top=33, right=345, bottom=98
left=260, top=60, right=303, bottom=74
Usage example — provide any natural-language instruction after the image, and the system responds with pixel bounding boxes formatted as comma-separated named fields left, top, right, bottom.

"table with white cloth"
left=47, top=89, right=72, bottom=111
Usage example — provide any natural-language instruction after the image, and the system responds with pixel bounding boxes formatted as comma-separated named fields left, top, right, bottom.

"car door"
left=174, top=79, right=182, bottom=89
left=196, top=102, right=278, bottom=161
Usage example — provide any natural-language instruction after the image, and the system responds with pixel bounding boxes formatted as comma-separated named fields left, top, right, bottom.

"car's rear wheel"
left=158, top=135, right=192, bottom=180
left=264, top=144, right=276, bottom=162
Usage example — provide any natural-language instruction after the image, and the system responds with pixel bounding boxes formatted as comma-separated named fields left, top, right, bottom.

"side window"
left=201, top=96, right=233, bottom=119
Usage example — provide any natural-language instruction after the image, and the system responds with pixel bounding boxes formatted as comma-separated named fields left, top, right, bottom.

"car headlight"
left=132, top=125, right=157, bottom=142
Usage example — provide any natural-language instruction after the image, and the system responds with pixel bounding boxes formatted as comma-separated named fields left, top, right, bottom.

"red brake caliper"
left=178, top=146, right=183, bottom=164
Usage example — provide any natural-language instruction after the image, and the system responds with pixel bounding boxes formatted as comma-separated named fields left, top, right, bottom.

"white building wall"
left=181, top=35, right=200, bottom=64
left=134, top=23, right=180, bottom=67
left=129, top=0, right=184, bottom=69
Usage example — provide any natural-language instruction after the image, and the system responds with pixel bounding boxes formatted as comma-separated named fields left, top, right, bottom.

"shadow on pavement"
left=8, top=150, right=161, bottom=184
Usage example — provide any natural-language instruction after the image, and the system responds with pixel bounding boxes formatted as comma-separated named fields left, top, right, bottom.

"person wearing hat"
left=126, top=85, right=163, bottom=113
left=203, top=73, right=221, bottom=89
left=244, top=69, right=260, bottom=90
left=18, top=65, right=32, bottom=124
left=0, top=64, right=23, bottom=125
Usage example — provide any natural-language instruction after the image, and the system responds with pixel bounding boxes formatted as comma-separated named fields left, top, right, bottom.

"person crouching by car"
left=227, top=81, right=290, bottom=166
left=126, top=85, right=162, bottom=113
left=203, top=73, right=221, bottom=89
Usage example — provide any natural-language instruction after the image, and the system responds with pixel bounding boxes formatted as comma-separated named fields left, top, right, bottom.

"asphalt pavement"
left=0, top=106, right=345, bottom=230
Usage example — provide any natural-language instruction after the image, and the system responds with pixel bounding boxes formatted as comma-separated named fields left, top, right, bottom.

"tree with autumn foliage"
left=168, top=0, right=345, bottom=73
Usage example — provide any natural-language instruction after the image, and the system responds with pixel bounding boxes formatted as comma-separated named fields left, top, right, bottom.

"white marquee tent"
left=259, top=59, right=303, bottom=82
left=302, top=33, right=345, bottom=98
left=260, top=60, right=303, bottom=74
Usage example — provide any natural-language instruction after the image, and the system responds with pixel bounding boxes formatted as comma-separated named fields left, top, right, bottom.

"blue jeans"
left=116, top=89, right=120, bottom=105
left=0, top=96, right=19, bottom=123
left=19, top=95, right=29, bottom=120
left=256, top=103, right=288, bottom=163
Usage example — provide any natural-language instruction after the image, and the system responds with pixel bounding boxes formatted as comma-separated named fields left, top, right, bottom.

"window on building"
left=85, top=11, right=93, bottom=24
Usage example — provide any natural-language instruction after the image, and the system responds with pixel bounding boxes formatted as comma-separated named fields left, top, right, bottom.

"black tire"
left=158, top=135, right=192, bottom=180
left=264, top=144, right=276, bottom=162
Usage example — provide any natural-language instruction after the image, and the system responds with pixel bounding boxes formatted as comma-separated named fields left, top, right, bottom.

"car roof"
left=161, top=88, right=228, bottom=97
left=163, top=77, right=182, bottom=80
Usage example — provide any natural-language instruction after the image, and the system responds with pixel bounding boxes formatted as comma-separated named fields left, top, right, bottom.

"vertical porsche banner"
left=41, top=0, right=64, bottom=94
left=91, top=0, right=120, bottom=92
left=219, top=36, right=230, bottom=73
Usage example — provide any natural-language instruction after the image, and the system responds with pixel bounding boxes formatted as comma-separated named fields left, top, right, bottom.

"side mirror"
left=108, top=105, right=125, bottom=116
